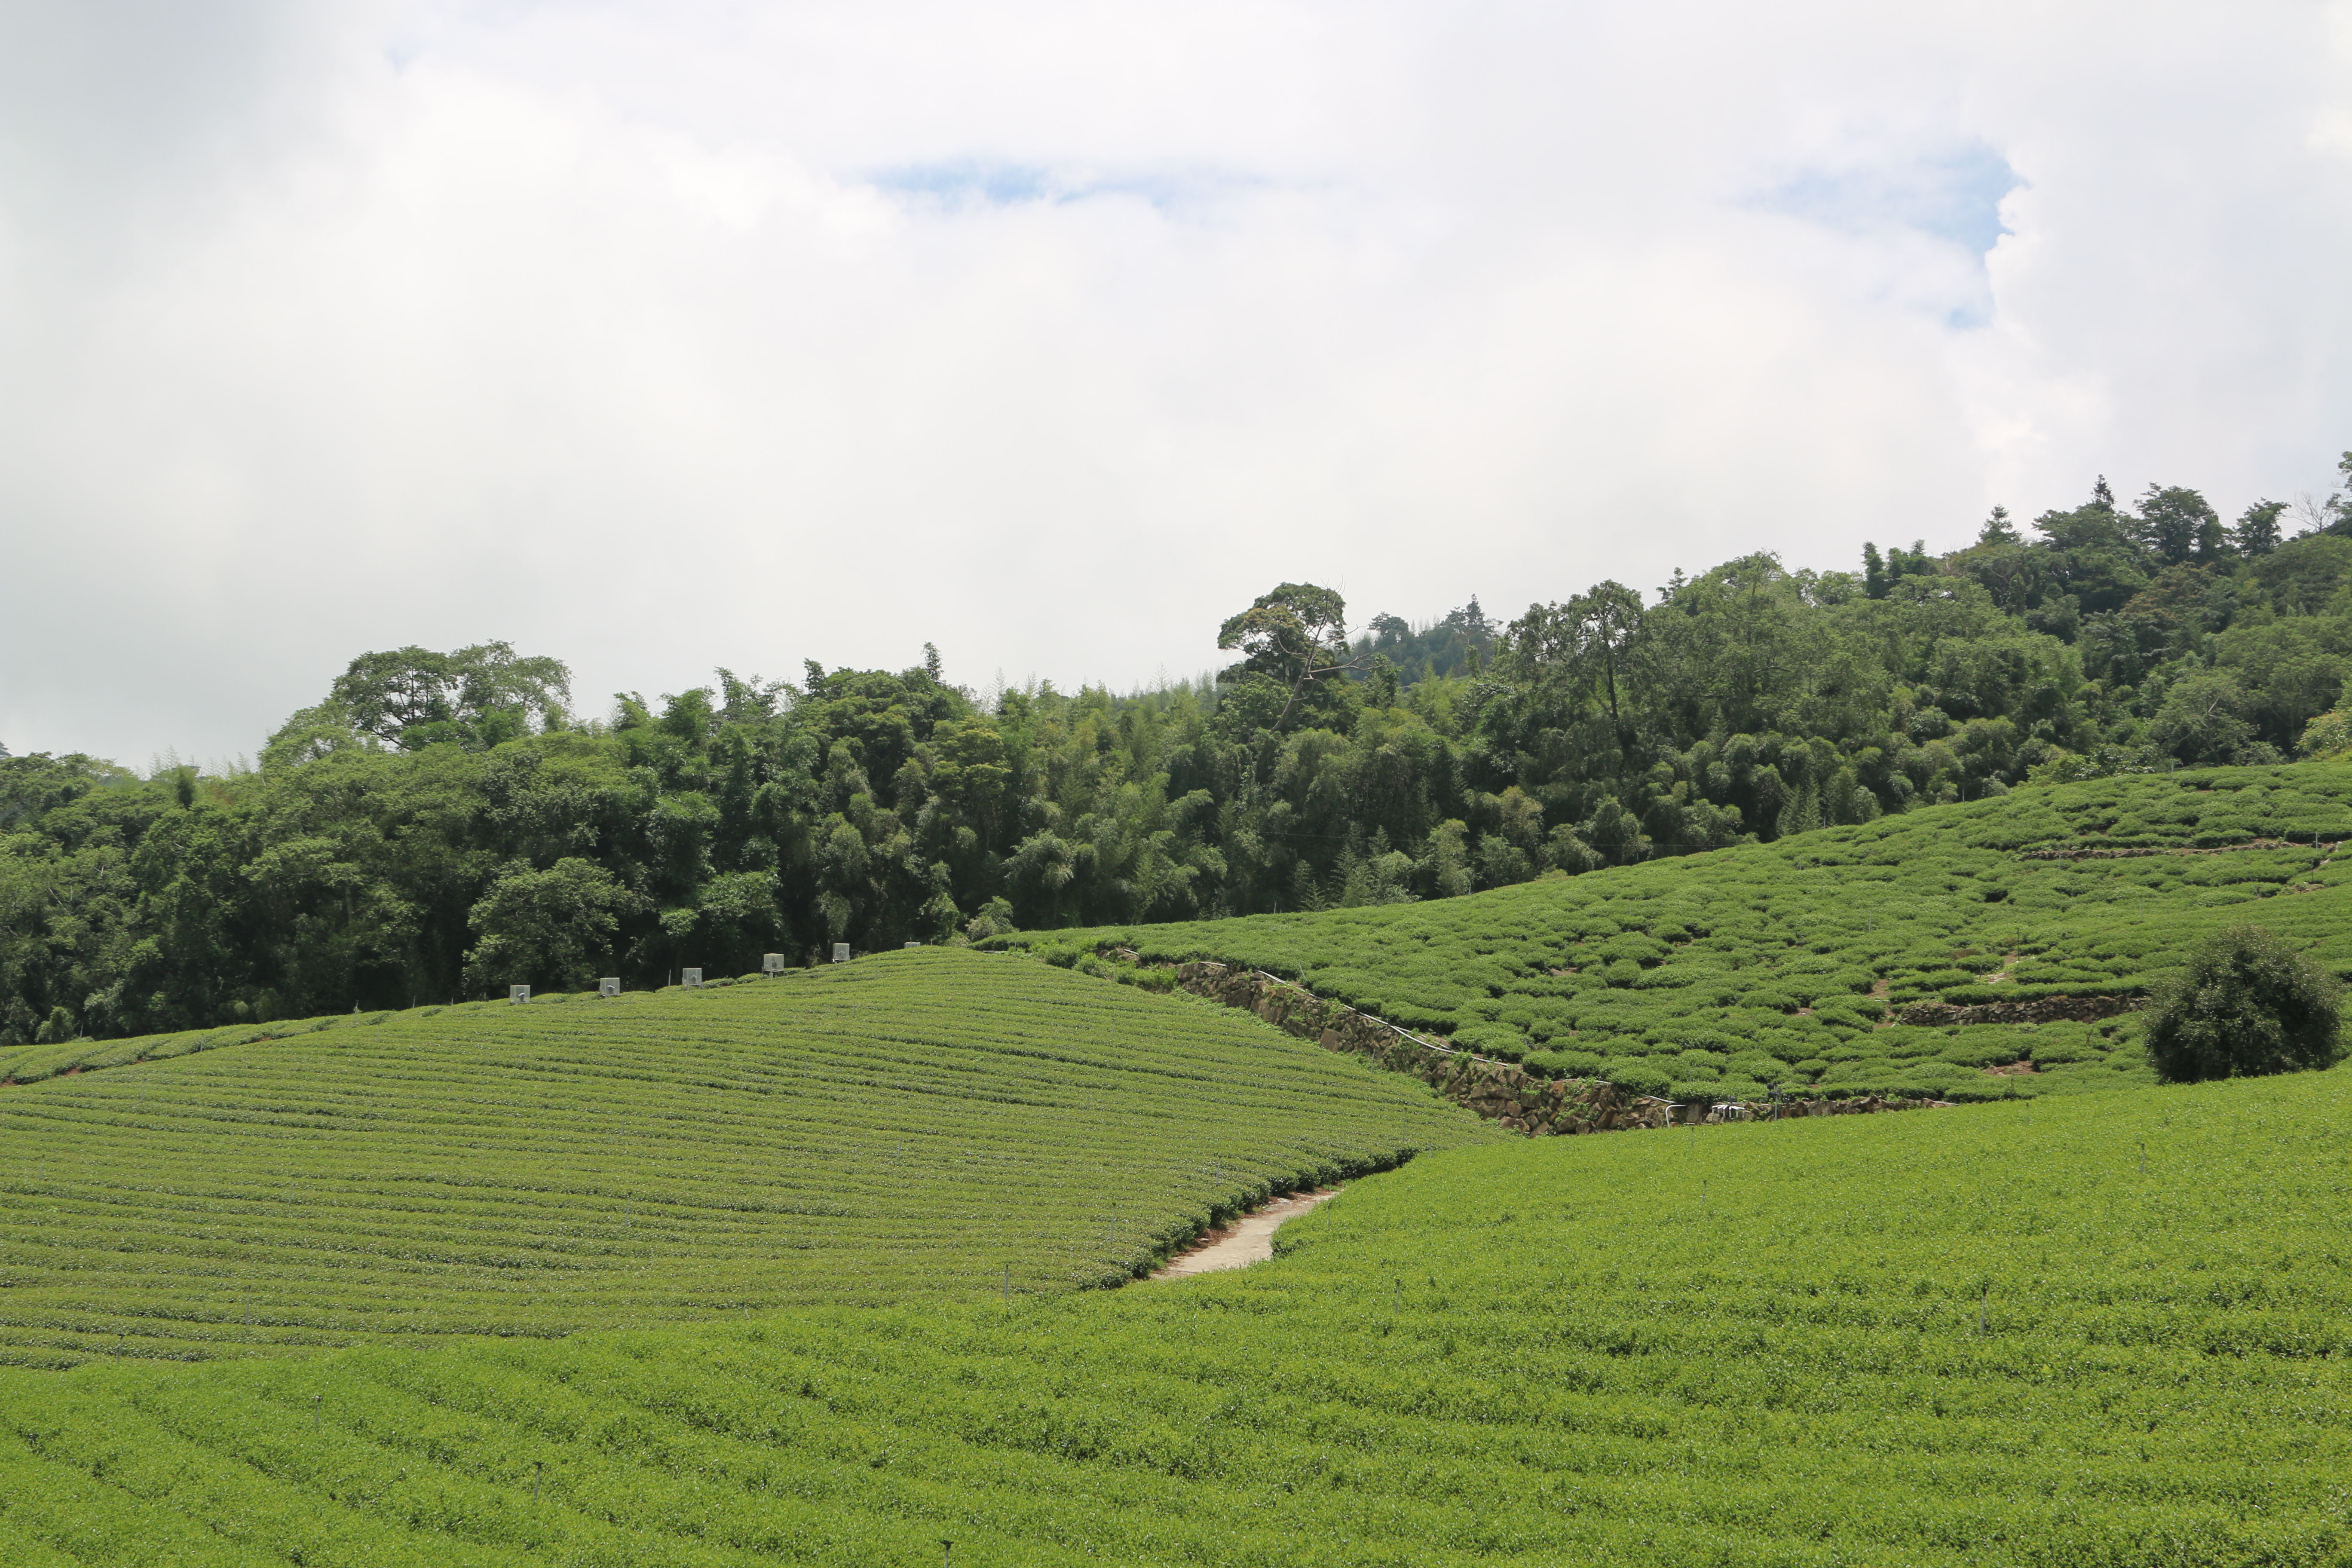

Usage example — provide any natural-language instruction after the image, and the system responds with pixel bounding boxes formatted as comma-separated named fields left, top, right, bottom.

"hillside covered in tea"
left=1005, top=762, right=2352, bottom=1105
left=3, top=1066, right=2343, bottom=1566
left=0, top=950, right=1490, bottom=1367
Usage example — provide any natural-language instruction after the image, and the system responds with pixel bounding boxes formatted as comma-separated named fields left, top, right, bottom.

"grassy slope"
left=1011, top=761, right=2352, bottom=1103
left=0, top=949, right=1494, bottom=1366
left=3, top=1066, right=2346, bottom=1566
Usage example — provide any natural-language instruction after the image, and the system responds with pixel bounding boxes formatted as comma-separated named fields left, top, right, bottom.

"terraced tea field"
left=4, top=1066, right=2345, bottom=1566
left=1011, top=762, right=2352, bottom=1104
left=0, top=950, right=1491, bottom=1366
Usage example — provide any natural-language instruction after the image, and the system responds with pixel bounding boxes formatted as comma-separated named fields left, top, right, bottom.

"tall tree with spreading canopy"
left=1217, top=582, right=1363, bottom=731
left=330, top=643, right=573, bottom=749
left=1504, top=581, right=1645, bottom=766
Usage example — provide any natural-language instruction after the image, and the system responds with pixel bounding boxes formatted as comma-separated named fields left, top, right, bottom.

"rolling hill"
left=5, top=766, right=2349, bottom=1564
left=0, top=949, right=1494, bottom=1367
left=1004, top=762, right=2352, bottom=1104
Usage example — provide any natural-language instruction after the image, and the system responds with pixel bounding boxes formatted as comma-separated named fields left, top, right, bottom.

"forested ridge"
left=6, top=455, right=2350, bottom=1043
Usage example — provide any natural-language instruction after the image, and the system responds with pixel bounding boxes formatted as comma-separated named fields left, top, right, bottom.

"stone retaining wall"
left=1170, top=961, right=1947, bottom=1138
left=1897, top=994, right=2142, bottom=1027
left=2016, top=837, right=2337, bottom=861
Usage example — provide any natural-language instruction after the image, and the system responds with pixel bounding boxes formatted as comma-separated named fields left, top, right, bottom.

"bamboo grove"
left=7, top=456, right=2352, bottom=1040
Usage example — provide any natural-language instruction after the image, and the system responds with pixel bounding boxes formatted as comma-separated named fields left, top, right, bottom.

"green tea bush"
left=1937, top=1032, right=2024, bottom=1068
left=1524, top=1047, right=1605, bottom=1078
left=1601, top=1059, right=1671, bottom=1096
left=1446, top=1022, right=1528, bottom=1060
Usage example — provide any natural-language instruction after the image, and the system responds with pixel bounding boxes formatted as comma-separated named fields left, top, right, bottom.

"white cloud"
left=3, top=0, right=2349, bottom=761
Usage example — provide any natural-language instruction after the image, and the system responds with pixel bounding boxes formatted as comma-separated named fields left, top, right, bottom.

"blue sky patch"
left=870, top=161, right=1056, bottom=205
left=867, top=161, right=1253, bottom=214
left=1754, top=142, right=2021, bottom=255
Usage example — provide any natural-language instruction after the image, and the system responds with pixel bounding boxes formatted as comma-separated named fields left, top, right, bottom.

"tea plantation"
left=3, top=1065, right=2346, bottom=1565
left=0, top=949, right=1492, bottom=1367
left=6, top=765, right=2349, bottom=1564
left=1008, top=762, right=2352, bottom=1105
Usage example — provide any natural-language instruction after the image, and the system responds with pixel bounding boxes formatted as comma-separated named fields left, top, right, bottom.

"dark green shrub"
left=2142, top=925, right=2344, bottom=1083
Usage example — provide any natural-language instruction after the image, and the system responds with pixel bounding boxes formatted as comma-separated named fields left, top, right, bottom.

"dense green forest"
left=4, top=456, right=2349, bottom=1041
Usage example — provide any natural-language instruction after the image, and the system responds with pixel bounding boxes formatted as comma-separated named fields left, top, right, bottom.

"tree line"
left=4, top=451, right=2349, bottom=1042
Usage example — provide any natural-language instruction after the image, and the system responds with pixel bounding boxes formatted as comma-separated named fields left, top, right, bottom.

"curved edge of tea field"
left=0, top=949, right=1501, bottom=1366
left=4, top=1065, right=2344, bottom=1566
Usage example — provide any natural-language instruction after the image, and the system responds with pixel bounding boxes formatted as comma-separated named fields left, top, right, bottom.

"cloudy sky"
left=4, top=0, right=2350, bottom=764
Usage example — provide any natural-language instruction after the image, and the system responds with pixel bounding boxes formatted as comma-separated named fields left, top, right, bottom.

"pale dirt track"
left=1150, top=1189, right=1338, bottom=1279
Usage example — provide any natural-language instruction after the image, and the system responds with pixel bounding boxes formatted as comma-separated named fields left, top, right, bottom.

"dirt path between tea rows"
left=1151, top=1189, right=1338, bottom=1279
